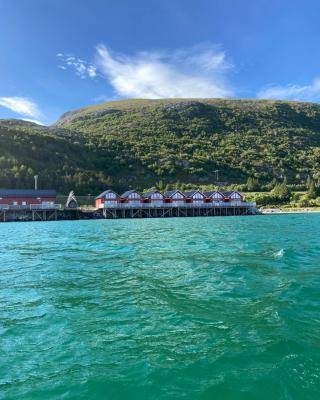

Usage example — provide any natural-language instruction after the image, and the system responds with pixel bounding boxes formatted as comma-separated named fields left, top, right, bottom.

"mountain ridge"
left=1, top=98, right=320, bottom=193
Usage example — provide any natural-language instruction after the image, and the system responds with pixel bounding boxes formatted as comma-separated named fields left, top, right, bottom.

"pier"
left=0, top=204, right=80, bottom=222
left=101, top=202, right=257, bottom=219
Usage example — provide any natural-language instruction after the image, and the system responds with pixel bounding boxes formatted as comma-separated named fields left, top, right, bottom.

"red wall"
left=0, top=197, right=55, bottom=205
left=95, top=198, right=103, bottom=208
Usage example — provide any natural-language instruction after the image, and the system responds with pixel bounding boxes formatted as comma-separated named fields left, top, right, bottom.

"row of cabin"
left=0, top=189, right=57, bottom=207
left=95, top=189, right=243, bottom=208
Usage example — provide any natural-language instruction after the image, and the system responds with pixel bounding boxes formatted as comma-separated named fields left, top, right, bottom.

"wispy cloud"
left=0, top=96, right=43, bottom=119
left=95, top=44, right=234, bottom=98
left=22, top=118, right=44, bottom=125
left=57, top=53, right=97, bottom=79
left=258, top=78, right=320, bottom=101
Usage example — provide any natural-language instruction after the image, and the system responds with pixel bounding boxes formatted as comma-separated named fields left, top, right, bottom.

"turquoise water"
left=1, top=214, right=320, bottom=399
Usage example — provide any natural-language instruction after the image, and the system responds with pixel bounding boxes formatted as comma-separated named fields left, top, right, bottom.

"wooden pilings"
left=102, top=205, right=255, bottom=219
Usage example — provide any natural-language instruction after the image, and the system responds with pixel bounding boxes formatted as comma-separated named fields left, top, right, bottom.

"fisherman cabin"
left=95, top=189, right=120, bottom=208
left=121, top=190, right=142, bottom=206
left=184, top=190, right=205, bottom=204
left=164, top=190, right=186, bottom=206
left=203, top=190, right=224, bottom=203
left=0, top=189, right=57, bottom=207
left=222, top=191, right=243, bottom=203
left=142, top=190, right=164, bottom=205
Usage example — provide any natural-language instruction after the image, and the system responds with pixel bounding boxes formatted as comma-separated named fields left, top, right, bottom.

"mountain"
left=1, top=98, right=320, bottom=194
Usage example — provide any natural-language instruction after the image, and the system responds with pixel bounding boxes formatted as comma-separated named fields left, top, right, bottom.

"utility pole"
left=213, top=170, right=220, bottom=182
left=34, top=175, right=38, bottom=190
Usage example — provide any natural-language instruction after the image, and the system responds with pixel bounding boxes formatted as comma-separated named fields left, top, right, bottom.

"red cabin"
left=0, top=189, right=56, bottom=207
left=95, top=189, right=120, bottom=208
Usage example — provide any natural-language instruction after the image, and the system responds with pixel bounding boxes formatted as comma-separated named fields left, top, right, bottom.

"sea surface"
left=1, top=214, right=320, bottom=400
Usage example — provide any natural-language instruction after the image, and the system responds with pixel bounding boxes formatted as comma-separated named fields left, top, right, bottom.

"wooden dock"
left=101, top=203, right=257, bottom=219
left=0, top=202, right=257, bottom=222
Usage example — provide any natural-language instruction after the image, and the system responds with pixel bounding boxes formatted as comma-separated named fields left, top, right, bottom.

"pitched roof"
left=203, top=190, right=223, bottom=197
left=95, top=189, right=119, bottom=200
left=164, top=190, right=185, bottom=198
left=221, top=191, right=234, bottom=197
left=142, top=190, right=164, bottom=198
left=121, top=190, right=141, bottom=198
left=0, top=189, right=56, bottom=198
left=184, top=190, right=205, bottom=198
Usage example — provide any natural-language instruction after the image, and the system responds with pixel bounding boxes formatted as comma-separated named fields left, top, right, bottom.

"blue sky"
left=1, top=0, right=320, bottom=124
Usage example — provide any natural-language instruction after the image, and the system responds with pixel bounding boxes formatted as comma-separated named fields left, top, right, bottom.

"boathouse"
left=142, top=190, right=164, bottom=205
left=121, top=190, right=142, bottom=206
left=164, top=190, right=186, bottom=205
left=95, top=189, right=120, bottom=208
left=184, top=190, right=205, bottom=203
left=0, top=189, right=57, bottom=207
left=221, top=191, right=243, bottom=203
left=203, top=190, right=224, bottom=202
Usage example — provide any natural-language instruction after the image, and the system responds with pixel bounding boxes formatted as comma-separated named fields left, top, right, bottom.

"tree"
left=246, top=177, right=259, bottom=191
left=307, top=179, right=318, bottom=199
left=272, top=180, right=291, bottom=202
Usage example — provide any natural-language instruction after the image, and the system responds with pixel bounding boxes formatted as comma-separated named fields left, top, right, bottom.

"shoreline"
left=261, top=207, right=320, bottom=214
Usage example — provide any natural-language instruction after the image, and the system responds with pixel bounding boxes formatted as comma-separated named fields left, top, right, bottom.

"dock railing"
left=102, top=201, right=256, bottom=209
left=0, top=204, right=62, bottom=211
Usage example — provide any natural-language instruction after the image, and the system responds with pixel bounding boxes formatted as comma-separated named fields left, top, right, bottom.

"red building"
left=0, top=189, right=57, bottom=207
left=95, top=189, right=120, bottom=208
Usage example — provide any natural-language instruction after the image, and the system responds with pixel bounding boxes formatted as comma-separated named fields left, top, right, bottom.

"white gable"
left=192, top=192, right=204, bottom=199
left=172, top=191, right=184, bottom=199
left=212, top=192, right=223, bottom=199
left=151, top=192, right=163, bottom=199
left=230, top=192, right=242, bottom=199
left=105, top=192, right=117, bottom=199
left=128, top=192, right=141, bottom=200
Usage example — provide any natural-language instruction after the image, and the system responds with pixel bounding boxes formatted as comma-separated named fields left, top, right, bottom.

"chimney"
left=34, top=175, right=38, bottom=190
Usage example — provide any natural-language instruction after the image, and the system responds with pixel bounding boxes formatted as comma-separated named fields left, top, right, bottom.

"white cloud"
left=22, top=118, right=44, bottom=125
left=95, top=44, right=234, bottom=98
left=257, top=78, right=320, bottom=101
left=57, top=53, right=97, bottom=79
left=0, top=96, right=42, bottom=119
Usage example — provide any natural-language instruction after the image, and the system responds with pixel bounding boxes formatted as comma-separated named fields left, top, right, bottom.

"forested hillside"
left=1, top=98, right=320, bottom=194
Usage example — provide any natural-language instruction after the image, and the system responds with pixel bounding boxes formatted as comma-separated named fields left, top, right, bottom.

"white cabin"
left=204, top=191, right=224, bottom=202
left=121, top=190, right=142, bottom=206
left=142, top=190, right=164, bottom=206
left=184, top=190, right=205, bottom=204
left=165, top=190, right=185, bottom=206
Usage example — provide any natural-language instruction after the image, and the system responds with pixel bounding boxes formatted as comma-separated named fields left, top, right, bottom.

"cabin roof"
left=203, top=190, right=223, bottom=197
left=164, top=190, right=186, bottom=198
left=95, top=189, right=119, bottom=200
left=0, top=189, right=56, bottom=198
left=184, top=190, right=204, bottom=198
left=142, top=190, right=164, bottom=198
left=121, top=190, right=141, bottom=198
left=221, top=191, right=235, bottom=197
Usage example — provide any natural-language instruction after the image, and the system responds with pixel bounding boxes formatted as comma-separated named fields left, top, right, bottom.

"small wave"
left=274, top=249, right=285, bottom=258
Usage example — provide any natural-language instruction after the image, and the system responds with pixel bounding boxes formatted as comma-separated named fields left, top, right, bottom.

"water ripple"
left=0, top=215, right=320, bottom=399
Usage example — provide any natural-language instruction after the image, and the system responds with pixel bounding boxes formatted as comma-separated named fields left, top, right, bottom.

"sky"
left=1, top=0, right=320, bottom=124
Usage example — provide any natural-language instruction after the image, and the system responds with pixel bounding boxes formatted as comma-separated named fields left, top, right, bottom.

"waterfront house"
left=184, top=190, right=205, bottom=204
left=142, top=190, right=164, bottom=205
left=203, top=190, right=224, bottom=202
left=221, top=191, right=243, bottom=202
left=121, top=190, right=142, bottom=206
left=164, top=190, right=186, bottom=206
left=0, top=189, right=56, bottom=207
left=95, top=189, right=120, bottom=208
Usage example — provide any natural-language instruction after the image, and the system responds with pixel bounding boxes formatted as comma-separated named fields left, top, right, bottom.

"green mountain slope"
left=1, top=98, right=320, bottom=194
